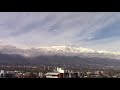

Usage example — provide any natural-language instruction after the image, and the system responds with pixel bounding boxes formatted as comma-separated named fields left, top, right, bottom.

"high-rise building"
left=0, top=70, right=4, bottom=74
left=39, top=72, right=44, bottom=78
left=0, top=70, right=5, bottom=78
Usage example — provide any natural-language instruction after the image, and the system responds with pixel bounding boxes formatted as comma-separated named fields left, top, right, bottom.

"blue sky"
left=0, top=12, right=120, bottom=51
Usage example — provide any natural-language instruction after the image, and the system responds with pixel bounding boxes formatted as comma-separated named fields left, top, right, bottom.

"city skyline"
left=0, top=12, right=120, bottom=52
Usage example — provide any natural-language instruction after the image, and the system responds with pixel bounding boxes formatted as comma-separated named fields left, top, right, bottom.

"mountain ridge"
left=0, top=45, right=120, bottom=60
left=0, top=44, right=120, bottom=66
left=0, top=53, right=120, bottom=67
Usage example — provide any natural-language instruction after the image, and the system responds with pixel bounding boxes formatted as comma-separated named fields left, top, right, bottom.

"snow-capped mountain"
left=0, top=44, right=120, bottom=66
left=0, top=45, right=120, bottom=59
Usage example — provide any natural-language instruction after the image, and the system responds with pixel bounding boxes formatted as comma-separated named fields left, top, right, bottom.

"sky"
left=0, top=12, right=120, bottom=52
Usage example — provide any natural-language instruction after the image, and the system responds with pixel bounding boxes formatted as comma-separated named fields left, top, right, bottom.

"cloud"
left=0, top=12, right=120, bottom=51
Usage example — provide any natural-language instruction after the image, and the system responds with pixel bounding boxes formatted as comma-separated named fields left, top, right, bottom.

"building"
left=0, top=70, right=16, bottom=78
left=0, top=70, right=5, bottom=78
left=45, top=72, right=60, bottom=78
left=45, top=67, right=64, bottom=78
left=38, top=72, right=44, bottom=78
left=64, top=73, right=69, bottom=78
left=64, top=72, right=79, bottom=78
left=71, top=72, right=79, bottom=78
left=57, top=67, right=64, bottom=73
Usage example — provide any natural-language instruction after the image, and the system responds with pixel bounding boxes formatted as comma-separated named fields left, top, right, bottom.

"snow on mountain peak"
left=0, top=45, right=120, bottom=59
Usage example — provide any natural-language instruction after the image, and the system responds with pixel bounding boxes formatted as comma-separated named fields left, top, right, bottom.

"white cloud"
left=0, top=12, right=120, bottom=51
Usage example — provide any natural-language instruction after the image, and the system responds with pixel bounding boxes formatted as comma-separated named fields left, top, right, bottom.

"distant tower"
left=1, top=70, right=4, bottom=74
left=0, top=70, right=5, bottom=78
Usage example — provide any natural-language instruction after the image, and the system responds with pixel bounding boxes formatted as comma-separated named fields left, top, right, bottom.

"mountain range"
left=0, top=45, right=120, bottom=67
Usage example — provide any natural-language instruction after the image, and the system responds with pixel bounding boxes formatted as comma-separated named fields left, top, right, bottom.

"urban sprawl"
left=0, top=65, right=120, bottom=78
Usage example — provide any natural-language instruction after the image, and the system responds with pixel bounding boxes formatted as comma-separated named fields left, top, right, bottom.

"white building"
left=45, top=72, right=60, bottom=78
left=57, top=67, right=64, bottom=73
left=39, top=72, right=44, bottom=78
left=0, top=70, right=4, bottom=74
left=0, top=70, right=5, bottom=78
left=86, top=72, right=91, bottom=75
left=45, top=67, right=64, bottom=78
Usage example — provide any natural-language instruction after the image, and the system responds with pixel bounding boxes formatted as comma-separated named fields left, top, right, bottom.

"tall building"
left=39, top=72, right=44, bottom=78
left=0, top=70, right=5, bottom=78
left=0, top=70, right=4, bottom=74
